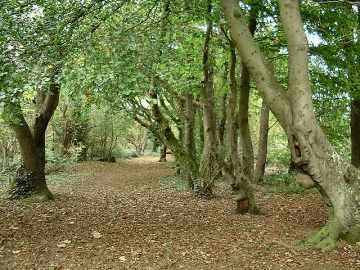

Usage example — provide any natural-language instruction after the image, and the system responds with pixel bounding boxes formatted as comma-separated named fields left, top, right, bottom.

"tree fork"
left=222, top=0, right=360, bottom=248
left=5, top=72, right=59, bottom=200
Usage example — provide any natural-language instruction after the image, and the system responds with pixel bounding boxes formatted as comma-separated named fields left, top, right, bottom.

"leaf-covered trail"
left=1, top=156, right=360, bottom=270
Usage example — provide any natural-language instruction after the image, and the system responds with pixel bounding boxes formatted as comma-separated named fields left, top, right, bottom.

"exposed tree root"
left=235, top=199, right=261, bottom=215
left=7, top=170, right=53, bottom=201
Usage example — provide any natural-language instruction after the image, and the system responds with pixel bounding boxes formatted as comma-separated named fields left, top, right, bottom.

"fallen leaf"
left=119, top=256, right=126, bottom=262
left=57, top=243, right=66, bottom=248
left=92, top=231, right=102, bottom=239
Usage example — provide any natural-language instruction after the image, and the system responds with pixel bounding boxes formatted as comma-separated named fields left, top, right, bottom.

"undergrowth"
left=261, top=172, right=307, bottom=194
left=159, top=175, right=189, bottom=192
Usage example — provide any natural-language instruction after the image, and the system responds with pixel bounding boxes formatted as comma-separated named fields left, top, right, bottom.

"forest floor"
left=1, top=156, right=360, bottom=270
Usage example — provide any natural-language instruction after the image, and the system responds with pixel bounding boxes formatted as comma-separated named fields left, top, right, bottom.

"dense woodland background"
left=2, top=1, right=360, bottom=266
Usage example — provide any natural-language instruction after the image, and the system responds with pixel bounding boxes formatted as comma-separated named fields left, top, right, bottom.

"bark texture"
left=222, top=0, right=360, bottom=249
left=351, top=97, right=360, bottom=168
left=218, top=93, right=227, bottom=148
left=225, top=45, right=239, bottom=189
left=237, top=7, right=257, bottom=183
left=198, top=0, right=219, bottom=196
left=159, top=145, right=167, bottom=162
left=5, top=74, right=59, bottom=200
left=350, top=10, right=360, bottom=168
left=238, top=66, right=254, bottom=180
left=148, top=90, right=199, bottom=186
left=184, top=93, right=197, bottom=189
left=254, top=101, right=269, bottom=182
left=222, top=43, right=257, bottom=214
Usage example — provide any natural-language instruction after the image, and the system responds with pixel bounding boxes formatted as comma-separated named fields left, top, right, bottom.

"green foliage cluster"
left=0, top=0, right=359, bottom=189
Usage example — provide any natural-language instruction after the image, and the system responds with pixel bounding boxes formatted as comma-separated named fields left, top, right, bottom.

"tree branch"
left=221, top=0, right=290, bottom=129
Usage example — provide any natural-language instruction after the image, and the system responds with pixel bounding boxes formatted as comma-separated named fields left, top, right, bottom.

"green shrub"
left=262, top=172, right=306, bottom=194
left=112, top=148, right=138, bottom=159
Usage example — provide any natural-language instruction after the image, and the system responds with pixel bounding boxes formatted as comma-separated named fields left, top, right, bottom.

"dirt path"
left=1, top=156, right=360, bottom=270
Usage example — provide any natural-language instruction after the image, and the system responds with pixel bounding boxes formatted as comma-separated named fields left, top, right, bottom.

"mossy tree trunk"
left=184, top=93, right=197, bottom=189
left=5, top=73, right=59, bottom=200
left=223, top=0, right=360, bottom=249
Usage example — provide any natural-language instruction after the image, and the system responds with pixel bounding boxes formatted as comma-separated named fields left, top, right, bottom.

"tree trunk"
left=198, top=0, right=219, bottom=196
left=9, top=119, right=51, bottom=200
left=184, top=93, right=197, bottom=189
left=221, top=7, right=258, bottom=213
left=237, top=6, right=257, bottom=183
left=350, top=10, right=360, bottom=168
left=147, top=90, right=199, bottom=183
left=222, top=42, right=257, bottom=213
left=238, top=65, right=255, bottom=181
left=218, top=93, right=227, bottom=148
left=351, top=99, right=360, bottom=168
left=5, top=75, right=59, bottom=200
left=222, top=0, right=360, bottom=249
left=159, top=144, right=167, bottom=162
left=60, top=105, right=73, bottom=156
left=288, top=157, right=296, bottom=174
left=197, top=108, right=204, bottom=155
left=152, top=137, right=160, bottom=152
left=254, top=101, right=269, bottom=182
left=62, top=119, right=73, bottom=156
left=225, top=45, right=239, bottom=189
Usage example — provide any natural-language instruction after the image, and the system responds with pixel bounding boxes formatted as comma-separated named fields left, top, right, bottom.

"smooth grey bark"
left=222, top=0, right=360, bottom=249
left=238, top=65, right=254, bottom=181
left=221, top=43, right=258, bottom=213
left=237, top=6, right=257, bottom=183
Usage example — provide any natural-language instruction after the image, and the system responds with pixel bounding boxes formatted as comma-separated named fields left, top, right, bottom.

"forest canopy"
left=1, top=1, right=360, bottom=265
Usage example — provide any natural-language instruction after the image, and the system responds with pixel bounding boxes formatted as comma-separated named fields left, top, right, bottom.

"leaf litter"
left=0, top=156, right=359, bottom=269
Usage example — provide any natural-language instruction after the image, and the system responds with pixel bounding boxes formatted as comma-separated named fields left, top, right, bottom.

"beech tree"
left=222, top=0, right=360, bottom=249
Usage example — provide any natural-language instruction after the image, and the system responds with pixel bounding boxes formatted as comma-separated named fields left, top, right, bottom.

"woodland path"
left=1, top=156, right=360, bottom=270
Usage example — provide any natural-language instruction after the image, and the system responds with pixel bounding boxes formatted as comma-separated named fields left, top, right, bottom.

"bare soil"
left=1, top=156, right=360, bottom=270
